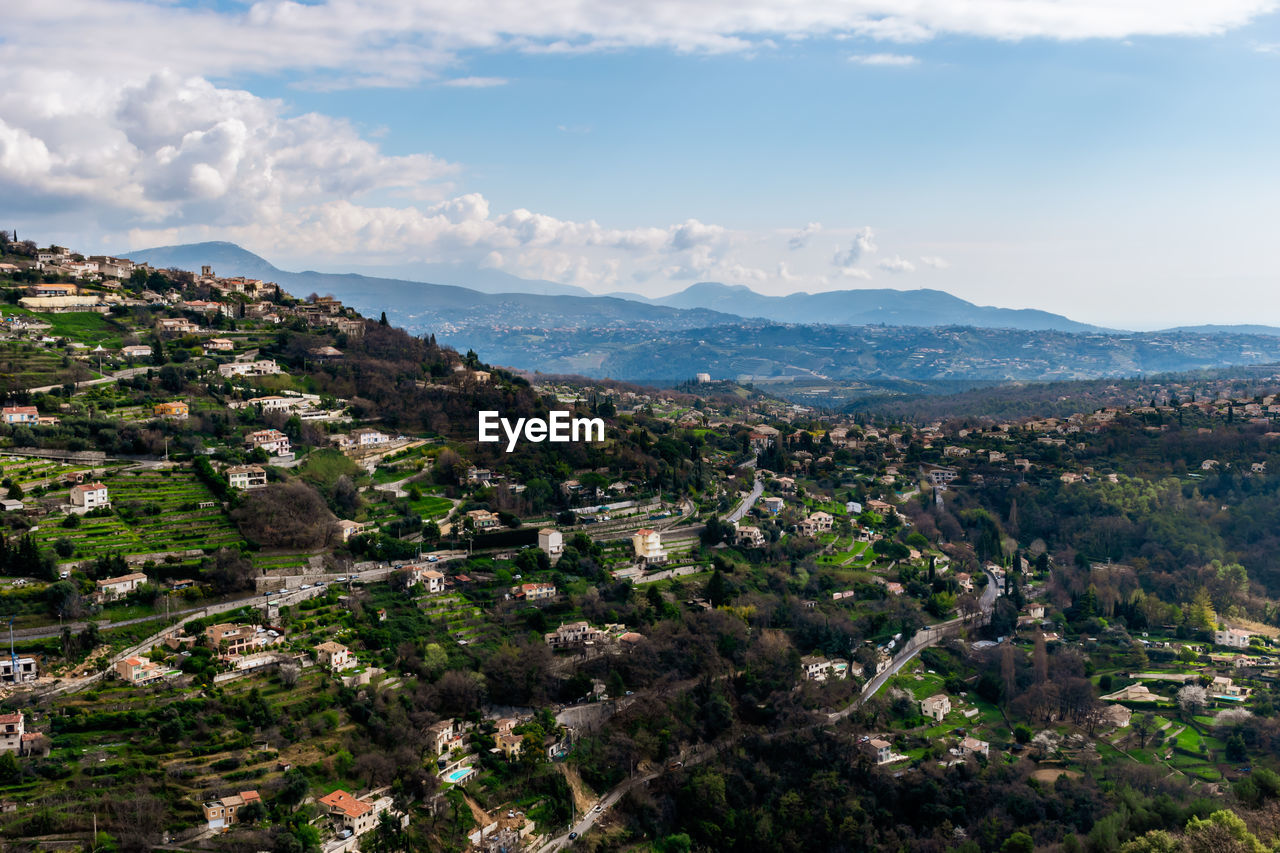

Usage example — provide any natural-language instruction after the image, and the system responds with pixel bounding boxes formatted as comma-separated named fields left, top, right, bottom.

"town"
left=1, top=231, right=1280, bottom=851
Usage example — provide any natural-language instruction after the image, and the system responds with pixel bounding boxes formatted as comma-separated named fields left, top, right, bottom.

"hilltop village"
left=3, top=231, right=1280, bottom=852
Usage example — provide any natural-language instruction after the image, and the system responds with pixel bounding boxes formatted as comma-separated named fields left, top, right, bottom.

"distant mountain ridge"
left=122, top=241, right=1103, bottom=334
left=119, top=242, right=737, bottom=332
left=635, top=281, right=1104, bottom=333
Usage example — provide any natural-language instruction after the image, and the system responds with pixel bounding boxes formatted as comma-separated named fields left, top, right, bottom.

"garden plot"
left=36, top=469, right=242, bottom=561
left=0, top=456, right=101, bottom=490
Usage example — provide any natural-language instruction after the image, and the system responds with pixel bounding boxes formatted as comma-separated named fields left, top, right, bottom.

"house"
left=545, top=621, right=604, bottom=649
left=311, top=346, right=343, bottom=359
left=205, top=338, right=234, bottom=351
left=95, top=571, right=146, bottom=601
left=761, top=496, right=785, bottom=515
left=514, top=582, right=556, bottom=601
left=206, top=623, right=258, bottom=657
left=1252, top=462, right=1267, bottom=474
left=427, top=719, right=457, bottom=756
left=245, top=429, right=290, bottom=455
left=1, top=406, right=39, bottom=425
left=336, top=519, right=369, bottom=541
left=319, top=790, right=392, bottom=838
left=218, top=359, right=282, bottom=378
left=115, top=656, right=165, bottom=685
left=69, top=481, right=110, bottom=510
left=30, top=283, right=78, bottom=297
left=775, top=476, right=796, bottom=492
left=226, top=464, right=267, bottom=490
left=960, top=736, right=990, bottom=758
left=351, top=427, right=389, bottom=447
left=920, top=694, right=952, bottom=722
left=1215, top=628, right=1254, bottom=649
left=399, top=565, right=446, bottom=593
left=801, top=655, right=849, bottom=682
left=153, top=401, right=189, bottom=419
left=1201, top=459, right=1219, bottom=471
left=157, top=317, right=201, bottom=334
left=0, top=713, right=24, bottom=754
left=955, top=572, right=973, bottom=592
left=203, top=791, right=262, bottom=830
left=736, top=525, right=766, bottom=548
left=538, top=528, right=564, bottom=562
left=924, top=466, right=959, bottom=487
left=798, top=510, right=834, bottom=536
left=632, top=528, right=668, bottom=565
left=497, top=733, right=524, bottom=759
left=864, top=738, right=893, bottom=765
left=121, top=344, right=153, bottom=359
left=466, top=509, right=501, bottom=530
left=316, top=641, right=351, bottom=671
left=0, top=657, right=38, bottom=683
left=748, top=425, right=780, bottom=450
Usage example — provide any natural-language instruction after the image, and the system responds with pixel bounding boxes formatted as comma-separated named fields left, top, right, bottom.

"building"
left=336, top=519, right=369, bottom=542
left=514, top=582, right=556, bottom=601
left=0, top=713, right=24, bottom=754
left=153, top=401, right=189, bottom=419
left=316, top=641, right=351, bottom=671
left=924, top=466, right=959, bottom=487
left=206, top=623, right=257, bottom=657
left=351, top=427, right=390, bottom=447
left=203, top=791, right=262, bottom=830
left=319, top=790, right=392, bottom=838
left=920, top=694, right=952, bottom=722
left=761, top=496, right=785, bottom=515
left=218, top=359, right=281, bottom=378
left=864, top=738, right=893, bottom=765
left=801, top=655, right=849, bottom=682
left=465, top=509, right=501, bottom=530
left=0, top=657, right=37, bottom=683
left=115, top=656, right=165, bottom=685
left=798, top=511, right=834, bottom=536
left=205, top=338, right=234, bottom=351
left=736, top=525, right=766, bottom=547
left=1, top=406, right=39, bottom=425
left=157, top=317, right=201, bottom=334
left=632, top=528, right=668, bottom=565
left=960, top=736, right=990, bottom=758
left=1215, top=628, right=1254, bottom=649
left=497, top=733, right=524, bottom=759
left=121, top=344, right=153, bottom=359
left=538, top=528, right=564, bottom=562
left=70, top=481, right=110, bottom=509
left=399, top=565, right=446, bottom=592
left=95, top=571, right=147, bottom=601
left=245, top=429, right=291, bottom=455
left=428, top=719, right=457, bottom=756
left=545, top=621, right=604, bottom=649
left=226, top=465, right=267, bottom=490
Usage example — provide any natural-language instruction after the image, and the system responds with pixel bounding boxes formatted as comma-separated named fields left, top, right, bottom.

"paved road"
left=726, top=476, right=764, bottom=523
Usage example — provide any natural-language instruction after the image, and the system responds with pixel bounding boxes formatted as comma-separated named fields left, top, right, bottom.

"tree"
left=1177, top=684, right=1208, bottom=719
left=1133, top=712, right=1157, bottom=748
left=1001, top=832, right=1034, bottom=853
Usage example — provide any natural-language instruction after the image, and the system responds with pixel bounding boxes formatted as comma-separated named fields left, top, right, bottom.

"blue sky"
left=3, top=0, right=1280, bottom=327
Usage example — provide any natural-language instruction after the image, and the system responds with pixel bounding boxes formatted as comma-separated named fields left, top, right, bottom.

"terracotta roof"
left=319, top=789, right=372, bottom=818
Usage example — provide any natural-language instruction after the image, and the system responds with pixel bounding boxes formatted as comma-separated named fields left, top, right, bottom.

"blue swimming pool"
left=444, top=767, right=473, bottom=784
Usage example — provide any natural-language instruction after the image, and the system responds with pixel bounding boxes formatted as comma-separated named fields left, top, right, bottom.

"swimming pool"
left=443, top=767, right=473, bottom=784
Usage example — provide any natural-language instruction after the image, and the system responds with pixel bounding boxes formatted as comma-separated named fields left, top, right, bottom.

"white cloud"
left=832, top=226, right=878, bottom=267
left=920, top=255, right=950, bottom=269
left=849, top=53, right=919, bottom=66
left=441, top=76, right=509, bottom=87
left=788, top=221, right=822, bottom=250
left=878, top=255, right=916, bottom=274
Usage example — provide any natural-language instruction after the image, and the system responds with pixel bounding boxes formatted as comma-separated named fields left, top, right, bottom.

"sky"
left=2, top=0, right=1280, bottom=329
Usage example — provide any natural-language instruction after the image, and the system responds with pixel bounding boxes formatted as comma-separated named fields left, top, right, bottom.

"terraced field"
left=0, top=455, right=103, bottom=490
left=0, top=340, right=97, bottom=389
left=35, top=469, right=243, bottom=561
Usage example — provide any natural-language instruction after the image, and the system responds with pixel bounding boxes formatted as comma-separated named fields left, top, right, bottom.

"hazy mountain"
left=637, top=281, right=1103, bottom=333
left=121, top=242, right=736, bottom=332
left=1161, top=324, right=1280, bottom=337
left=119, top=241, right=592, bottom=296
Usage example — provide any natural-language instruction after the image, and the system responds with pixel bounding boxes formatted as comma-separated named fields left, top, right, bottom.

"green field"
left=34, top=469, right=242, bottom=560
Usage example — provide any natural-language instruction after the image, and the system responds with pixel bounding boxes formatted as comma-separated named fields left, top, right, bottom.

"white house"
left=226, top=465, right=267, bottom=490
left=632, top=528, right=667, bottom=564
left=70, top=481, right=110, bottom=509
left=920, top=694, right=952, bottom=722
left=1214, top=628, right=1254, bottom=649
left=538, top=528, right=564, bottom=562
left=245, top=429, right=291, bottom=455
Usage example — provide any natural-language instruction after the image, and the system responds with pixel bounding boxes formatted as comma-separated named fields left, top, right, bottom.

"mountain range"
left=122, top=241, right=1109, bottom=334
